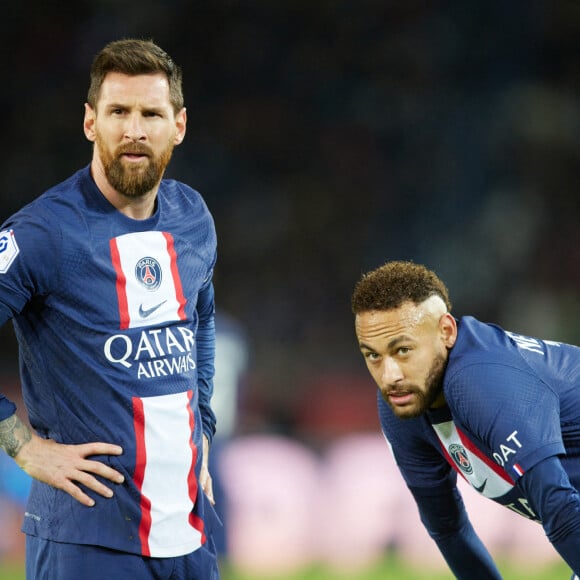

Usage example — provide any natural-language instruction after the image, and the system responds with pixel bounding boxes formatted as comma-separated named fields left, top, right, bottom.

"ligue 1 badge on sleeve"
left=0, top=229, right=19, bottom=273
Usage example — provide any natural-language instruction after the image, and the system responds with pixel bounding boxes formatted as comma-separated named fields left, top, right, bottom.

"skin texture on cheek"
left=381, top=351, right=447, bottom=419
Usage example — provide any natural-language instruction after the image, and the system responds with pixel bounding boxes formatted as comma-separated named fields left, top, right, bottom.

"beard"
left=383, top=352, right=447, bottom=419
left=95, top=134, right=175, bottom=198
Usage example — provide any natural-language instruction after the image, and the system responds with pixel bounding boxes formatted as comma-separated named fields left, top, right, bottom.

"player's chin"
left=388, top=402, right=425, bottom=420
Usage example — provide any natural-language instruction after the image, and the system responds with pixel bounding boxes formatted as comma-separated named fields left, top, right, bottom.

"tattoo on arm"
left=0, top=415, right=32, bottom=457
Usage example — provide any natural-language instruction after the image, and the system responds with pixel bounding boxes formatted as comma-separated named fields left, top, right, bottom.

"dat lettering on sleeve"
left=493, top=431, right=522, bottom=467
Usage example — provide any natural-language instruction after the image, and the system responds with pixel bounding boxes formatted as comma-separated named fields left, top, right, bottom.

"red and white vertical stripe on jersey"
left=110, top=231, right=187, bottom=330
left=432, top=420, right=515, bottom=499
left=132, top=390, right=204, bottom=557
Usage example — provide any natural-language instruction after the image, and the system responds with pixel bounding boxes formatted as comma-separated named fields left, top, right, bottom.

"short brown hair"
left=351, top=261, right=452, bottom=314
left=87, top=38, right=184, bottom=113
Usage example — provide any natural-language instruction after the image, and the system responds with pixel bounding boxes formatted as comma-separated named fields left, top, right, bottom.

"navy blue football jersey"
left=0, top=166, right=219, bottom=557
left=379, top=316, right=580, bottom=523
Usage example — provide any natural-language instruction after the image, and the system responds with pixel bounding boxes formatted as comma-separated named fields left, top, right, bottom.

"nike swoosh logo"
left=139, top=300, right=167, bottom=318
left=473, top=479, right=487, bottom=494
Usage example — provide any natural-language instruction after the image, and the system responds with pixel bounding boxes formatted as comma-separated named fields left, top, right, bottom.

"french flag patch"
left=513, top=463, right=525, bottom=477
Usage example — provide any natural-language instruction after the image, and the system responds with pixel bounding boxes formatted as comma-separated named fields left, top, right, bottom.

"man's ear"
left=83, top=103, right=96, bottom=142
left=174, top=107, right=187, bottom=145
left=439, top=312, right=457, bottom=348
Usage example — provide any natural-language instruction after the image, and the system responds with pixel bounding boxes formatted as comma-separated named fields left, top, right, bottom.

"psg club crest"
left=448, top=443, right=473, bottom=475
left=135, top=257, right=162, bottom=291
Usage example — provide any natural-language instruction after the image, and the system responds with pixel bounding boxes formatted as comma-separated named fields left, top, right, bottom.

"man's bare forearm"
left=0, top=414, right=32, bottom=457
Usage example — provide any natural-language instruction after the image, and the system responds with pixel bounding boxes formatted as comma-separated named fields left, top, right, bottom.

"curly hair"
left=87, top=38, right=184, bottom=114
left=351, top=261, right=452, bottom=314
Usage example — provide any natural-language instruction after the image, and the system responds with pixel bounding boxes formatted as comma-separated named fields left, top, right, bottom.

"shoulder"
left=158, top=179, right=213, bottom=217
left=443, top=324, right=561, bottom=445
left=447, top=316, right=539, bottom=385
left=0, top=168, right=96, bottom=274
left=6, top=168, right=88, bottom=228
left=156, top=179, right=217, bottom=258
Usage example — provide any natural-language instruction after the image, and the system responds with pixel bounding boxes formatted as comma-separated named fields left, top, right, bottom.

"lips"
left=386, top=390, right=415, bottom=406
left=117, top=145, right=152, bottom=158
left=122, top=153, right=148, bottom=160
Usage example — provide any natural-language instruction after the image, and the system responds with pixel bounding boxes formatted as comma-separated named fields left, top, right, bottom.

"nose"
left=124, top=113, right=146, bottom=141
left=381, top=357, right=404, bottom=387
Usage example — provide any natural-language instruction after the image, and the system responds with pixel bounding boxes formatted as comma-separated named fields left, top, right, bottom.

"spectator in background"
left=211, top=311, right=249, bottom=558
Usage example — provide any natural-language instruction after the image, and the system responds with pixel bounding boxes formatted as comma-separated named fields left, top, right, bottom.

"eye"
left=396, top=346, right=411, bottom=356
left=363, top=351, right=380, bottom=362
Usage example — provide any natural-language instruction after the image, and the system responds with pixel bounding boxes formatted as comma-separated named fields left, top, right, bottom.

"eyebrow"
left=358, top=335, right=414, bottom=352
left=104, top=102, right=165, bottom=113
left=387, top=335, right=414, bottom=349
left=358, top=342, right=374, bottom=351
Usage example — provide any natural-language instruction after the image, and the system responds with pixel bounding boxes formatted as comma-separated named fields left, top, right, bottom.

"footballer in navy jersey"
left=0, top=39, right=221, bottom=579
left=352, top=261, right=580, bottom=579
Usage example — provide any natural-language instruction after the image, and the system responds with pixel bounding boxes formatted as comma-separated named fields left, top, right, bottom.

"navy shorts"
left=25, top=535, right=220, bottom=580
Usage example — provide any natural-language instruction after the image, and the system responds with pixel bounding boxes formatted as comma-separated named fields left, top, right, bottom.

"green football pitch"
left=0, top=556, right=572, bottom=579
left=221, top=557, right=572, bottom=579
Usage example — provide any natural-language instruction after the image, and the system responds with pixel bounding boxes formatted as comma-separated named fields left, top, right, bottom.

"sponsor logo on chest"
left=105, top=231, right=195, bottom=380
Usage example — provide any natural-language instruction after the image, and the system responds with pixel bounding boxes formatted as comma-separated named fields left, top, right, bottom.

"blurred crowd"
left=2, top=1, right=578, bottom=437
left=0, top=0, right=578, bottom=569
